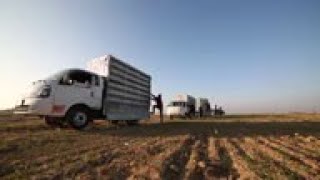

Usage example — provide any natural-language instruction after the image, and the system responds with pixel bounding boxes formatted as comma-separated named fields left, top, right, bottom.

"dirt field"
left=0, top=114, right=320, bottom=179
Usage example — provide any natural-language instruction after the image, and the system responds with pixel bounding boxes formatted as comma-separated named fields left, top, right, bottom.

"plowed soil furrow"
left=258, top=137, right=320, bottom=174
left=60, top=137, right=175, bottom=179
left=296, top=135, right=320, bottom=147
left=278, top=135, right=320, bottom=158
left=94, top=136, right=193, bottom=180
left=3, top=140, right=135, bottom=177
left=222, top=138, right=259, bottom=180
left=229, top=138, right=276, bottom=179
left=127, top=135, right=191, bottom=180
left=294, top=143, right=320, bottom=158
left=31, top=144, right=122, bottom=176
left=203, top=137, right=236, bottom=179
left=269, top=137, right=320, bottom=162
left=1, top=116, right=320, bottom=179
left=204, top=136, right=220, bottom=179
left=9, top=137, right=137, bottom=177
left=32, top=137, right=133, bottom=165
left=246, top=137, right=315, bottom=179
left=0, top=124, right=50, bottom=133
left=5, top=137, right=161, bottom=179
left=42, top=151, right=119, bottom=180
left=235, top=138, right=295, bottom=179
left=1, top=134, right=127, bottom=165
left=257, top=137, right=320, bottom=177
left=207, top=137, right=217, bottom=159
left=183, top=139, right=202, bottom=179
left=159, top=135, right=194, bottom=180
left=75, top=138, right=181, bottom=180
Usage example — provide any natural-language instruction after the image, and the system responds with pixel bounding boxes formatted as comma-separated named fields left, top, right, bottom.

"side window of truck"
left=92, top=75, right=100, bottom=86
left=68, top=70, right=92, bottom=87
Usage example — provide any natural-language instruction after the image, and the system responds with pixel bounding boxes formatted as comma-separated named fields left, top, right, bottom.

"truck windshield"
left=45, top=69, right=96, bottom=86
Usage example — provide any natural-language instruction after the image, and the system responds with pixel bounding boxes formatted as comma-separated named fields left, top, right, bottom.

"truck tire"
left=126, top=120, right=139, bottom=126
left=66, top=106, right=91, bottom=130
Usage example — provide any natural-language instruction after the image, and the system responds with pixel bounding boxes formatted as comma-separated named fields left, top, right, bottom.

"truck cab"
left=167, top=101, right=189, bottom=118
left=166, top=94, right=196, bottom=119
left=15, top=69, right=104, bottom=129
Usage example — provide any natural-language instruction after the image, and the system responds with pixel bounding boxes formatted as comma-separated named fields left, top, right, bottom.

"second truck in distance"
left=166, top=94, right=212, bottom=119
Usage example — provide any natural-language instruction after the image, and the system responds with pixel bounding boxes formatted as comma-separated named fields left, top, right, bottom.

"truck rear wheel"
left=66, top=106, right=91, bottom=130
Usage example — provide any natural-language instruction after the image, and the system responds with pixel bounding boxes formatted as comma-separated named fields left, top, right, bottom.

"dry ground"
left=0, top=114, right=320, bottom=179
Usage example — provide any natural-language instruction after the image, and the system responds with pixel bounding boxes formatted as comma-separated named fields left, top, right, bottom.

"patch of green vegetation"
left=218, top=146, right=234, bottom=175
left=228, top=140, right=272, bottom=179
left=260, top=141, right=314, bottom=176
left=256, top=151, right=303, bottom=180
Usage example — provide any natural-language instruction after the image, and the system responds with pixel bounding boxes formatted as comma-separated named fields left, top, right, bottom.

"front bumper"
left=14, top=97, right=52, bottom=116
left=14, top=105, right=45, bottom=115
left=14, top=105, right=31, bottom=114
left=166, top=111, right=186, bottom=116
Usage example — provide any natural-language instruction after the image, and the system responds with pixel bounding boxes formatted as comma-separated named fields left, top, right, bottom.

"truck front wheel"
left=66, top=106, right=91, bottom=130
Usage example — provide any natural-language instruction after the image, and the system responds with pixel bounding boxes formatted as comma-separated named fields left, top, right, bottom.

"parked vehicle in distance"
left=196, top=98, right=211, bottom=117
left=213, top=104, right=225, bottom=116
left=167, top=94, right=196, bottom=119
left=15, top=54, right=151, bottom=129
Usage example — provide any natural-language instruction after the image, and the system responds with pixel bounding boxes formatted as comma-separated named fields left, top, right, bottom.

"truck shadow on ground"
left=86, top=120, right=320, bottom=138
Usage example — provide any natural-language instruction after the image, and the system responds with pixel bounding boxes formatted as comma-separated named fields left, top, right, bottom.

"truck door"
left=54, top=70, right=99, bottom=115
left=90, top=75, right=103, bottom=110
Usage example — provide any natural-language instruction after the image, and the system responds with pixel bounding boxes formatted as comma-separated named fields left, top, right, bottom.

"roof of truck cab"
left=63, top=68, right=101, bottom=76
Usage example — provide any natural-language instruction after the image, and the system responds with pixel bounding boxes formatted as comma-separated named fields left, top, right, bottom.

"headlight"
left=38, top=85, right=51, bottom=98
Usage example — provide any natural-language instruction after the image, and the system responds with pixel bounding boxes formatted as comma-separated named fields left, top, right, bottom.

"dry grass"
left=0, top=114, right=319, bottom=179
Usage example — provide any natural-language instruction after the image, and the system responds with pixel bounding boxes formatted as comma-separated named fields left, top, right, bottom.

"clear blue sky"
left=1, top=0, right=320, bottom=113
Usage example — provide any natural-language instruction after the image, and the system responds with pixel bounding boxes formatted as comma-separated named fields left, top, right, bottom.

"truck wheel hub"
left=74, top=112, right=87, bottom=126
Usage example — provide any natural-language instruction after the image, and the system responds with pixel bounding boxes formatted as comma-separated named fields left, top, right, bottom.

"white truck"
left=195, top=98, right=211, bottom=117
left=15, top=55, right=151, bottom=129
left=166, top=94, right=196, bottom=119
